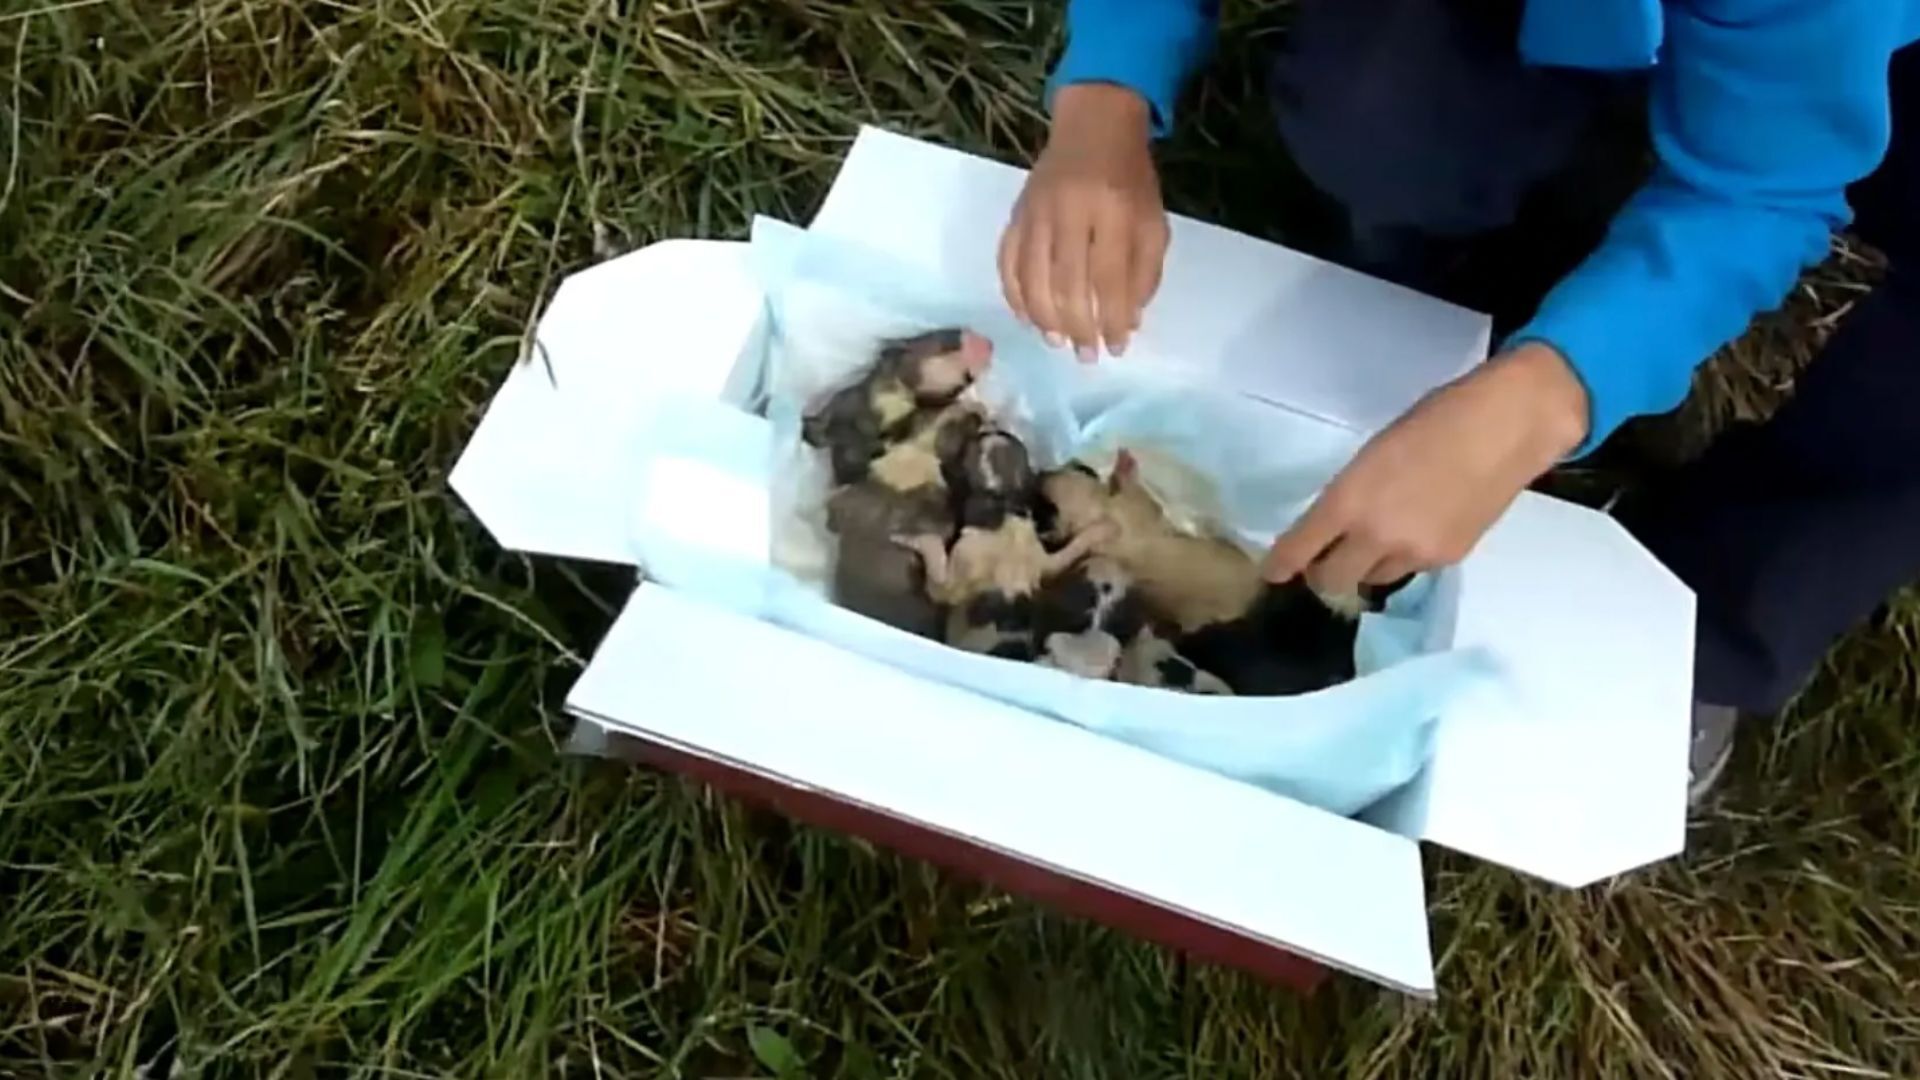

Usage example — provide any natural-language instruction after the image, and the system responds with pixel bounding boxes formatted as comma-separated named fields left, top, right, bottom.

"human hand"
left=999, top=82, right=1168, bottom=361
left=1262, top=343, right=1591, bottom=597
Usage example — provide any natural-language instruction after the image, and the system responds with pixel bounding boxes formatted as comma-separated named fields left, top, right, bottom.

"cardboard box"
left=451, top=127, right=1695, bottom=997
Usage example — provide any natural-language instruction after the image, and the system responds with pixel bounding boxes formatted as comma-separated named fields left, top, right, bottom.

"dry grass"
left=2, top=1, right=1916, bottom=1076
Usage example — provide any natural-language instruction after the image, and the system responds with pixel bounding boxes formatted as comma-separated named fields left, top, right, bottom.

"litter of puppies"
left=801, top=327, right=1392, bottom=698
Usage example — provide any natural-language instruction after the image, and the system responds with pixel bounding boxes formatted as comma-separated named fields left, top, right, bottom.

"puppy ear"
left=873, top=344, right=907, bottom=379
left=801, top=414, right=828, bottom=447
left=832, top=440, right=875, bottom=485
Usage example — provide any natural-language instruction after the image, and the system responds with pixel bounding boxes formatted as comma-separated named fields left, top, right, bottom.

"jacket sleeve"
left=1046, top=0, right=1219, bottom=136
left=1509, top=0, right=1906, bottom=454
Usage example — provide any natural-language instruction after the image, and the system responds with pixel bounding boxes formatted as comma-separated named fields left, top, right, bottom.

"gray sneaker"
left=1689, top=704, right=1738, bottom=805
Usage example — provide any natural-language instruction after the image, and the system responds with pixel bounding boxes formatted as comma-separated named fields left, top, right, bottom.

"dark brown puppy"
left=801, top=328, right=992, bottom=484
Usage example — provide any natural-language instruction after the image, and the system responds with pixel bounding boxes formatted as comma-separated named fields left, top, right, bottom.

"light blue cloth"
left=625, top=218, right=1504, bottom=817
left=1051, top=0, right=1920, bottom=453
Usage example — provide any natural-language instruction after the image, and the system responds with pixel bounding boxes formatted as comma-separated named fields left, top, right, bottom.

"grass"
left=1, top=0, right=1916, bottom=1075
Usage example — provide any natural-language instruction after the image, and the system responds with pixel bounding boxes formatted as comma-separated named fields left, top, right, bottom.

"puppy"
left=1116, top=625, right=1234, bottom=696
left=862, top=396, right=988, bottom=496
left=899, top=428, right=1115, bottom=660
left=952, top=425, right=1038, bottom=528
left=1033, top=556, right=1145, bottom=679
left=1039, top=451, right=1386, bottom=696
left=801, top=328, right=992, bottom=484
left=1039, top=454, right=1267, bottom=632
left=825, top=481, right=953, bottom=639
left=1173, top=579, right=1362, bottom=696
left=822, top=400, right=986, bottom=637
left=1032, top=553, right=1233, bottom=692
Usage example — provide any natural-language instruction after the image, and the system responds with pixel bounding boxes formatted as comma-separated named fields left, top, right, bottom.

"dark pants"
left=1269, top=0, right=1920, bottom=713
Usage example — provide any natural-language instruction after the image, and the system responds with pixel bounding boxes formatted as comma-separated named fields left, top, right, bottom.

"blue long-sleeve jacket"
left=1051, top=0, right=1919, bottom=451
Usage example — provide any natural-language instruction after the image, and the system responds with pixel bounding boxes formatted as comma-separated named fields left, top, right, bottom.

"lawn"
left=2, top=1, right=1917, bottom=1076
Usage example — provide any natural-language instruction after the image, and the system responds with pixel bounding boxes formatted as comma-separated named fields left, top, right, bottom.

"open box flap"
left=569, top=583, right=1440, bottom=996
left=809, top=126, right=1492, bottom=436
left=449, top=239, right=764, bottom=565
left=1369, top=493, right=1696, bottom=886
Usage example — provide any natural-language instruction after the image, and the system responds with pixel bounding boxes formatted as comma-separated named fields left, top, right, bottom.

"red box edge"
left=592, top=727, right=1331, bottom=994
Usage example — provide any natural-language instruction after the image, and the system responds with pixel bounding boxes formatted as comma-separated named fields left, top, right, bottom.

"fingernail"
left=1076, top=345, right=1096, bottom=364
left=1044, top=331, right=1066, bottom=349
left=1109, top=337, right=1128, bottom=357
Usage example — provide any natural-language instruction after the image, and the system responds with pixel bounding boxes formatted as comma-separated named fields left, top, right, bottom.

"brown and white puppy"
left=898, top=428, right=1115, bottom=660
left=823, top=400, right=987, bottom=638
left=801, top=328, right=992, bottom=485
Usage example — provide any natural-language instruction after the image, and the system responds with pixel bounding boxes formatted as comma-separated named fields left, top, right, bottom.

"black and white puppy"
left=1116, top=625, right=1234, bottom=695
left=1033, top=555, right=1146, bottom=679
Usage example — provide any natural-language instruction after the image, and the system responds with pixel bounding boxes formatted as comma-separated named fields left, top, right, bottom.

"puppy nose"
left=959, top=330, right=993, bottom=374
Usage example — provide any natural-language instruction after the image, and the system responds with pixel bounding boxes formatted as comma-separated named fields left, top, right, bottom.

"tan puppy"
left=1040, top=453, right=1269, bottom=634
